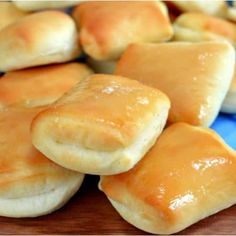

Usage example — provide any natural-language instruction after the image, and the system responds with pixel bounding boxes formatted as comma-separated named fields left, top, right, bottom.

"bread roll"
left=87, top=57, right=116, bottom=74
left=73, top=1, right=173, bottom=60
left=13, top=0, right=80, bottom=12
left=0, top=2, right=28, bottom=31
left=173, top=13, right=236, bottom=46
left=0, top=106, right=84, bottom=218
left=31, top=74, right=170, bottom=175
left=0, top=63, right=93, bottom=109
left=115, top=42, right=235, bottom=127
left=0, top=11, right=80, bottom=71
left=99, top=123, right=236, bottom=234
left=169, top=0, right=227, bottom=16
left=221, top=64, right=236, bottom=114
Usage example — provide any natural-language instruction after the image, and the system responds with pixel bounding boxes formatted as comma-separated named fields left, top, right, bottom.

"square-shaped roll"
left=31, top=74, right=170, bottom=175
left=0, top=11, right=81, bottom=71
left=173, top=13, right=236, bottom=45
left=0, top=106, right=84, bottom=218
left=0, top=63, right=93, bottom=109
left=115, top=41, right=235, bottom=127
left=73, top=1, right=173, bottom=61
left=100, top=123, right=236, bottom=234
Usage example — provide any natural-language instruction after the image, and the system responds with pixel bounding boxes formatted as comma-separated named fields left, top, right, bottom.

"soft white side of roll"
left=173, top=24, right=230, bottom=43
left=0, top=175, right=84, bottom=218
left=13, top=0, right=80, bottom=12
left=221, top=91, right=236, bottom=113
left=98, top=179, right=172, bottom=234
left=221, top=64, right=236, bottom=114
left=100, top=185, right=236, bottom=234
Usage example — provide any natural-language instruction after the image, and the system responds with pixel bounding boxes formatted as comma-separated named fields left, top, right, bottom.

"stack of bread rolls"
left=0, top=1, right=235, bottom=234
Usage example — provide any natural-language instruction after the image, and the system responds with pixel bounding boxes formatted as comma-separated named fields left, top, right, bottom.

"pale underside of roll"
left=99, top=123, right=236, bottom=234
left=13, top=0, right=80, bottom=12
left=221, top=65, right=236, bottom=114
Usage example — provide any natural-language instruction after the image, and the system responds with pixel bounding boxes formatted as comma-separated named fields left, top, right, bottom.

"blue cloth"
left=211, top=113, right=236, bottom=150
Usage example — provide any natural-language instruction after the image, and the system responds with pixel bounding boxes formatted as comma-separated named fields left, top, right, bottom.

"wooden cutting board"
left=0, top=175, right=236, bottom=235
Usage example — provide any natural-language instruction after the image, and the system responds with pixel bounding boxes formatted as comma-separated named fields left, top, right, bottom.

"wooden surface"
left=0, top=175, right=236, bottom=235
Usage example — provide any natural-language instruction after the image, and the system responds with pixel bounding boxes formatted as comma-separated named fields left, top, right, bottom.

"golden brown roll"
left=13, top=0, right=80, bottom=12
left=73, top=1, right=173, bottom=61
left=0, top=11, right=81, bottom=72
left=99, top=123, right=236, bottom=234
left=221, top=64, right=236, bottom=114
left=31, top=74, right=170, bottom=175
left=169, top=0, right=227, bottom=16
left=0, top=63, right=93, bottom=109
left=0, top=106, right=84, bottom=218
left=115, top=42, right=235, bottom=127
left=0, top=2, right=28, bottom=31
left=173, top=13, right=236, bottom=46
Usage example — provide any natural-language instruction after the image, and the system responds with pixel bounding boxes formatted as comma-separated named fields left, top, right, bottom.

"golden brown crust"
left=0, top=63, right=93, bottom=108
left=32, top=74, right=170, bottom=151
left=100, top=123, right=236, bottom=234
left=73, top=1, right=173, bottom=60
left=115, top=42, right=235, bottom=127
left=0, top=11, right=81, bottom=71
left=0, top=2, right=28, bottom=31
left=174, top=13, right=236, bottom=45
left=31, top=74, right=170, bottom=175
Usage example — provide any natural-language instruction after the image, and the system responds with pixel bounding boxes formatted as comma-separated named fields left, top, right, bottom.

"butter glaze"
left=100, top=123, right=236, bottom=234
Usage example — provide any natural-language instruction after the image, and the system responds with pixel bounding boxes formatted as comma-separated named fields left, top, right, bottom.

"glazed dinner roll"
left=173, top=13, right=236, bottom=46
left=99, top=123, right=236, bottom=234
left=0, top=63, right=93, bottom=109
left=221, top=65, right=236, bottom=114
left=0, top=11, right=80, bottom=72
left=31, top=74, right=170, bottom=175
left=0, top=106, right=84, bottom=218
left=73, top=1, right=173, bottom=61
left=169, top=0, right=227, bottom=16
left=13, top=0, right=80, bottom=12
left=115, top=42, right=235, bottom=127
left=0, top=2, right=28, bottom=31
